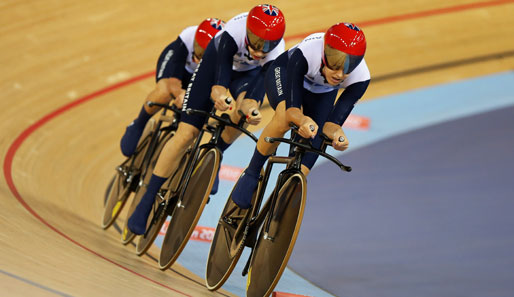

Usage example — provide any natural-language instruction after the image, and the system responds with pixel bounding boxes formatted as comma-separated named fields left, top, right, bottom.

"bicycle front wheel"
left=158, top=146, right=221, bottom=270
left=246, top=172, right=306, bottom=297
left=205, top=169, right=262, bottom=291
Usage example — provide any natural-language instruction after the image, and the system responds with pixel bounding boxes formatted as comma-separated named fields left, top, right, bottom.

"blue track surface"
left=289, top=105, right=514, bottom=297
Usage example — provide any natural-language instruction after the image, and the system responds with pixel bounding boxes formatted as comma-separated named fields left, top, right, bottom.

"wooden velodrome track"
left=1, top=0, right=513, bottom=296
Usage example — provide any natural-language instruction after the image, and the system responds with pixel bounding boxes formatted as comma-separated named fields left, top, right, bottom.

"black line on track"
left=371, top=49, right=514, bottom=83
left=0, top=269, right=74, bottom=297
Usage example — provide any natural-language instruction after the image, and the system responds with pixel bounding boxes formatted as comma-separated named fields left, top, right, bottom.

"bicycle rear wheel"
left=246, top=173, right=306, bottom=297
left=205, top=170, right=262, bottom=291
left=135, top=148, right=189, bottom=256
left=121, top=130, right=174, bottom=244
left=158, top=146, right=221, bottom=270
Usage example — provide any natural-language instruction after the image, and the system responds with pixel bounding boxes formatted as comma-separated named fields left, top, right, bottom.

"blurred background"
left=1, top=0, right=513, bottom=296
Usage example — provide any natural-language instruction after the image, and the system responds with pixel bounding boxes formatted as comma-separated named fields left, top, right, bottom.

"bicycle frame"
left=240, top=128, right=351, bottom=276
left=139, top=103, right=180, bottom=180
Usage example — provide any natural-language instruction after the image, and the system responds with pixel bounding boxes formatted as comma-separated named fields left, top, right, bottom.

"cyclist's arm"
left=327, top=80, right=370, bottom=125
left=323, top=80, right=370, bottom=150
left=284, top=49, right=317, bottom=137
left=213, top=32, right=238, bottom=90
left=285, top=48, right=308, bottom=111
left=211, top=32, right=239, bottom=110
left=285, top=49, right=308, bottom=126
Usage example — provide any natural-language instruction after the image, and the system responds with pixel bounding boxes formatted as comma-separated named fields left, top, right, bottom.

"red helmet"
left=194, top=18, right=225, bottom=58
left=323, top=23, right=366, bottom=74
left=246, top=4, right=285, bottom=53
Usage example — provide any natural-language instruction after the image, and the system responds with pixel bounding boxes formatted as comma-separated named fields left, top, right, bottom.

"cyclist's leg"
left=208, top=91, right=247, bottom=195
left=121, top=44, right=172, bottom=156
left=231, top=56, right=291, bottom=208
left=120, top=79, right=177, bottom=157
left=120, top=40, right=190, bottom=157
left=208, top=67, right=261, bottom=194
left=127, top=122, right=199, bottom=234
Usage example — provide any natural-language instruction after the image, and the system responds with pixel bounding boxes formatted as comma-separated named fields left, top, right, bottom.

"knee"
left=152, top=80, right=174, bottom=103
left=271, top=113, right=290, bottom=134
left=173, top=123, right=199, bottom=147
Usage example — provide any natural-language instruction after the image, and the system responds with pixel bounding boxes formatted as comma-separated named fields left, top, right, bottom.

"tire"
left=246, top=173, right=306, bottom=297
left=205, top=169, right=262, bottom=291
left=121, top=130, right=174, bottom=245
left=158, top=146, right=221, bottom=270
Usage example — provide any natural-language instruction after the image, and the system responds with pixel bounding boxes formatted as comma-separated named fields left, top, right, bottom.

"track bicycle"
left=101, top=102, right=179, bottom=231
left=205, top=124, right=351, bottom=297
left=132, top=101, right=258, bottom=267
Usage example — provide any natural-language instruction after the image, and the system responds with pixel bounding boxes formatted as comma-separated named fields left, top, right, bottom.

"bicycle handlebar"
left=185, top=108, right=258, bottom=142
left=264, top=125, right=352, bottom=172
left=146, top=101, right=181, bottom=114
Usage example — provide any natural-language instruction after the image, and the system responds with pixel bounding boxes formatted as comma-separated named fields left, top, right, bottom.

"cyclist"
left=127, top=4, right=287, bottom=235
left=120, top=18, right=225, bottom=157
left=231, top=22, right=370, bottom=209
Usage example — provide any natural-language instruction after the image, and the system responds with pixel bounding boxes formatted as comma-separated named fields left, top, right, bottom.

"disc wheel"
left=246, top=173, right=306, bottom=297
left=158, top=147, right=221, bottom=270
left=205, top=169, right=262, bottom=291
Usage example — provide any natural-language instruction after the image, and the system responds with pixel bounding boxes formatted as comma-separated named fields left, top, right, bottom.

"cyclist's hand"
left=240, top=98, right=261, bottom=125
left=173, top=89, right=185, bottom=109
left=211, top=85, right=232, bottom=111
left=246, top=108, right=261, bottom=125
left=332, top=129, right=349, bottom=151
left=299, top=116, right=317, bottom=139
left=323, top=122, right=349, bottom=151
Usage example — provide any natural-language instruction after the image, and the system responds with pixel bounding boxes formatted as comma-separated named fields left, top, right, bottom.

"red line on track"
left=3, top=72, right=193, bottom=297
left=3, top=0, right=512, bottom=294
